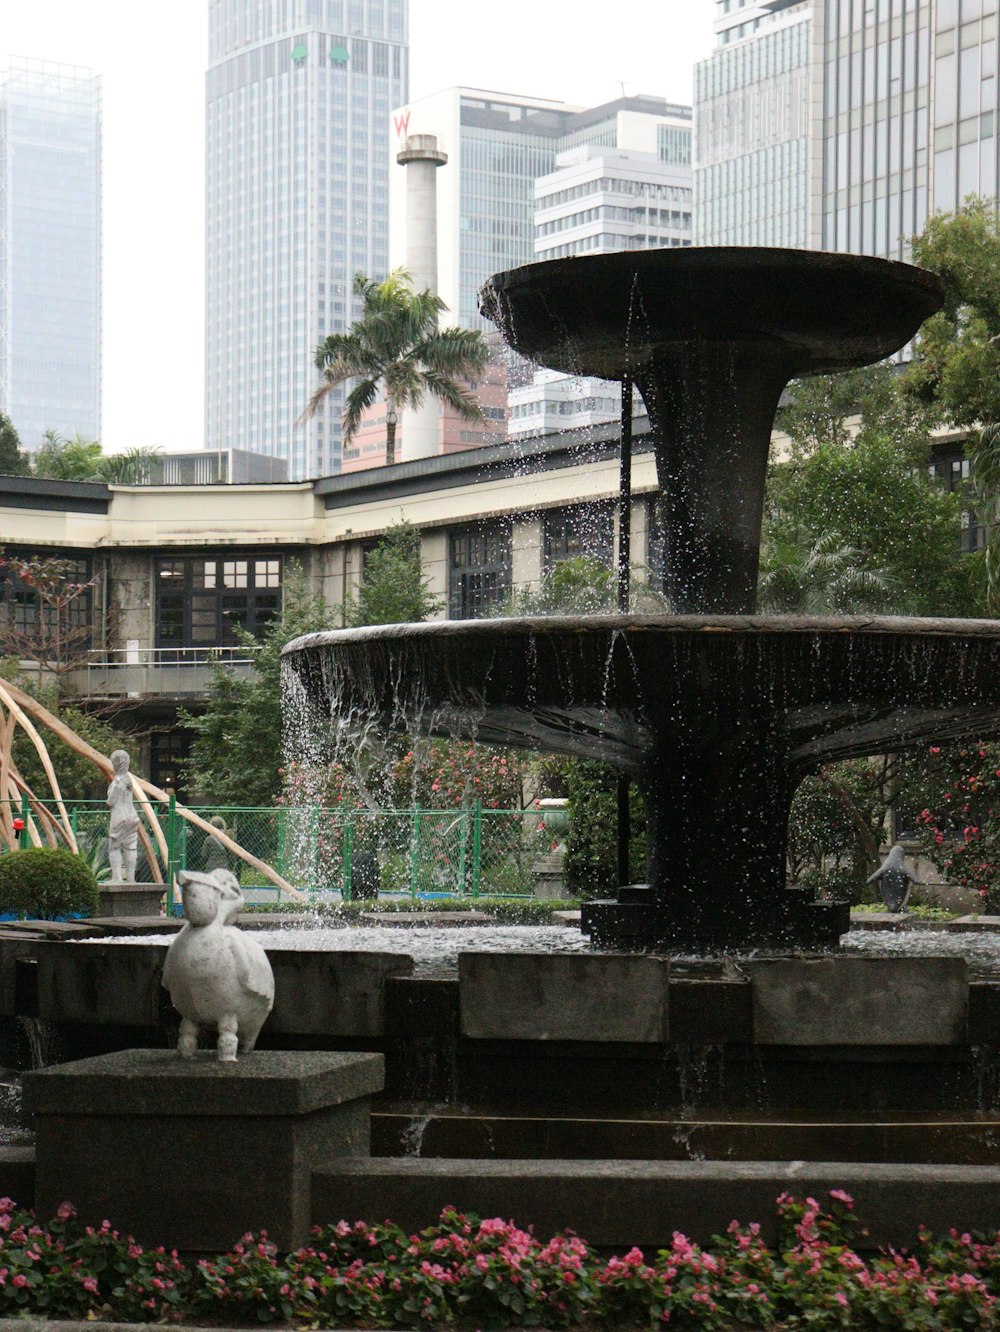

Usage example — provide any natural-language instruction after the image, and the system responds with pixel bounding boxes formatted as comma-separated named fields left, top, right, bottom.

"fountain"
left=283, top=246, right=1000, bottom=952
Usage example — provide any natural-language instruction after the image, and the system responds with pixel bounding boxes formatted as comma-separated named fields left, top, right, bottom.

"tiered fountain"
left=284, top=246, right=1000, bottom=952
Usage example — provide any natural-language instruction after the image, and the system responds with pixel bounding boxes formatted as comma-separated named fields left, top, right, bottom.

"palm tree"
left=758, top=528, right=898, bottom=614
left=302, top=269, right=489, bottom=467
left=93, top=446, right=163, bottom=485
left=33, top=431, right=103, bottom=481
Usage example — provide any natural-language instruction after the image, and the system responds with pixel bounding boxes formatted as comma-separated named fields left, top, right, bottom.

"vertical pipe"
left=342, top=811, right=354, bottom=902
left=471, top=799, right=483, bottom=897
left=409, top=804, right=421, bottom=898
left=18, top=794, right=29, bottom=850
left=618, top=376, right=632, bottom=887
left=166, top=793, right=177, bottom=914
left=458, top=803, right=470, bottom=896
left=618, top=375, right=633, bottom=613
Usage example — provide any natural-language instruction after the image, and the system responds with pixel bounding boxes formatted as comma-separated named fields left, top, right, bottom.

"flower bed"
left=0, top=1192, right=997, bottom=1328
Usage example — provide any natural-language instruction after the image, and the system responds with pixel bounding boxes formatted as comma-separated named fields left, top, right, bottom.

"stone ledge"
left=750, top=957, right=968, bottom=1045
left=313, top=1158, right=1000, bottom=1250
left=459, top=952, right=670, bottom=1042
left=24, top=1049, right=385, bottom=1117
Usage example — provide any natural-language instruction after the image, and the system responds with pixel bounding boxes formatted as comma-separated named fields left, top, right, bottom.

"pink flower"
left=82, top=1276, right=99, bottom=1294
left=12, top=1274, right=27, bottom=1288
left=56, top=1201, right=76, bottom=1221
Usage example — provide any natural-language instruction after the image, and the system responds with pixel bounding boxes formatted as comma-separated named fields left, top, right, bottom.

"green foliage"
left=557, top=758, right=646, bottom=899
left=343, top=519, right=442, bottom=626
left=907, top=197, right=1000, bottom=429
left=912, top=740, right=1000, bottom=910
left=304, top=268, right=489, bottom=465
left=32, top=432, right=104, bottom=481
left=765, top=432, right=977, bottom=616
left=0, top=415, right=29, bottom=477
left=0, top=847, right=98, bottom=918
left=3, top=1193, right=1000, bottom=1329
left=183, top=564, right=334, bottom=806
left=508, top=555, right=617, bottom=615
left=758, top=527, right=898, bottom=614
left=504, top=555, right=668, bottom=616
left=777, top=362, right=934, bottom=461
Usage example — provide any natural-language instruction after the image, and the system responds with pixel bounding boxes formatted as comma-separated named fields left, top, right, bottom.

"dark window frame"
left=155, top=554, right=283, bottom=650
left=449, top=522, right=513, bottom=620
left=542, top=503, right=614, bottom=572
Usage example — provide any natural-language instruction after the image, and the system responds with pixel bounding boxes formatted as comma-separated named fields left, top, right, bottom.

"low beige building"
left=0, top=424, right=663, bottom=791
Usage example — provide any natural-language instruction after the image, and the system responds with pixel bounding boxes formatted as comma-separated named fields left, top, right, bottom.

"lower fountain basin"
left=284, top=614, right=1000, bottom=950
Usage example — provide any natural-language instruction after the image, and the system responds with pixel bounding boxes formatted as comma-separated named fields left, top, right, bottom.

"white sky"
left=0, top=1, right=714, bottom=453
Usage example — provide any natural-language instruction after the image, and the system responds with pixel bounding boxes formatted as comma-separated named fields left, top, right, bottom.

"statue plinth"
left=24, top=1048, right=385, bottom=1251
left=96, top=882, right=165, bottom=919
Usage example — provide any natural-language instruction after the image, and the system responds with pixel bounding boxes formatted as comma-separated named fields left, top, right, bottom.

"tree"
left=343, top=520, right=442, bottom=627
left=906, top=198, right=1000, bottom=429
left=303, top=269, right=489, bottom=466
left=764, top=432, right=978, bottom=617
left=33, top=432, right=104, bottom=481
left=758, top=528, right=898, bottom=615
left=776, top=363, right=934, bottom=462
left=183, top=565, right=335, bottom=806
left=93, top=446, right=163, bottom=485
left=28, top=434, right=161, bottom=485
left=913, top=740, right=1000, bottom=910
left=0, top=555, right=102, bottom=687
left=904, top=201, right=1000, bottom=610
left=0, top=416, right=30, bottom=477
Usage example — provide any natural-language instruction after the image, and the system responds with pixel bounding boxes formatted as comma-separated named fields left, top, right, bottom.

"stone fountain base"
left=24, top=1049, right=384, bottom=1250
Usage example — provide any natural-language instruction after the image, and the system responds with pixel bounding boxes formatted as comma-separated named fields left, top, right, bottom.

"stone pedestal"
left=531, top=852, right=566, bottom=899
left=97, top=883, right=165, bottom=918
left=24, top=1048, right=384, bottom=1251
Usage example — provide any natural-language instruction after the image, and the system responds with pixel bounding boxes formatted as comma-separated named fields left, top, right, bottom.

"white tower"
left=396, top=134, right=447, bottom=461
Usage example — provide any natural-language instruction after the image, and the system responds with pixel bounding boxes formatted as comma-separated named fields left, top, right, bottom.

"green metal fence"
left=0, top=798, right=544, bottom=902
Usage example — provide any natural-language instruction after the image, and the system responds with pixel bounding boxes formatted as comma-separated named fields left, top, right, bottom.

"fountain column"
left=635, top=342, right=794, bottom=615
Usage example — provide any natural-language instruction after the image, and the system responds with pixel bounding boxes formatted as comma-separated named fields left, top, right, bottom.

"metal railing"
left=62, top=645, right=261, bottom=698
left=0, top=798, right=544, bottom=901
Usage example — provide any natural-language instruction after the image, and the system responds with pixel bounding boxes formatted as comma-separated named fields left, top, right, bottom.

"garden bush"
left=1, top=1192, right=1000, bottom=1328
left=0, top=847, right=98, bottom=919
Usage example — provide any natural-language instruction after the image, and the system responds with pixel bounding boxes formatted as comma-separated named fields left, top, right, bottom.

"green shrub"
left=0, top=848, right=99, bottom=919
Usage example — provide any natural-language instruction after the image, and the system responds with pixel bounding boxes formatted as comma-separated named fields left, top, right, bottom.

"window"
left=543, top=505, right=614, bottom=571
left=449, top=524, right=512, bottom=620
left=155, top=555, right=283, bottom=650
left=0, top=549, right=94, bottom=659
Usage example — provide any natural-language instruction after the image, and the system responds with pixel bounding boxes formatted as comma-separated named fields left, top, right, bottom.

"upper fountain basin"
left=477, top=247, right=944, bottom=380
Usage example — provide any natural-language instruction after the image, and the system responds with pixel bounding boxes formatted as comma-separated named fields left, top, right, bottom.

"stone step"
left=312, top=1157, right=1000, bottom=1250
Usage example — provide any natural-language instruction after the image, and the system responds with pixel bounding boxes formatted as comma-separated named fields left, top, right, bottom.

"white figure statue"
left=106, top=749, right=140, bottom=883
left=162, top=868, right=275, bottom=1062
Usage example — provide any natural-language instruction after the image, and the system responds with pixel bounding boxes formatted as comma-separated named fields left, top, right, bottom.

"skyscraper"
left=205, top=0, right=407, bottom=479
left=0, top=58, right=101, bottom=449
left=694, top=1, right=813, bottom=248
left=695, top=0, right=997, bottom=262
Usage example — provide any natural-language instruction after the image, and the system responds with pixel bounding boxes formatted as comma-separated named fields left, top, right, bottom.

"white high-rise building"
left=511, top=106, right=693, bottom=439
left=0, top=59, right=101, bottom=449
left=695, top=0, right=997, bottom=262
left=205, top=0, right=407, bottom=479
left=384, top=92, right=692, bottom=451
left=695, top=1, right=814, bottom=247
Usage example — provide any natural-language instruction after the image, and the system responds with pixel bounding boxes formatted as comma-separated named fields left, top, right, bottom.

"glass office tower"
left=205, top=0, right=407, bottom=478
left=0, top=59, right=101, bottom=449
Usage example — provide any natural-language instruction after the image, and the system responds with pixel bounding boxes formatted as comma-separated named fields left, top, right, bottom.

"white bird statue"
left=162, top=868, right=275, bottom=1062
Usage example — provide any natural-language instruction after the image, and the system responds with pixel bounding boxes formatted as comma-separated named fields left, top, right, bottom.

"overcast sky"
left=0, top=2, right=714, bottom=453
